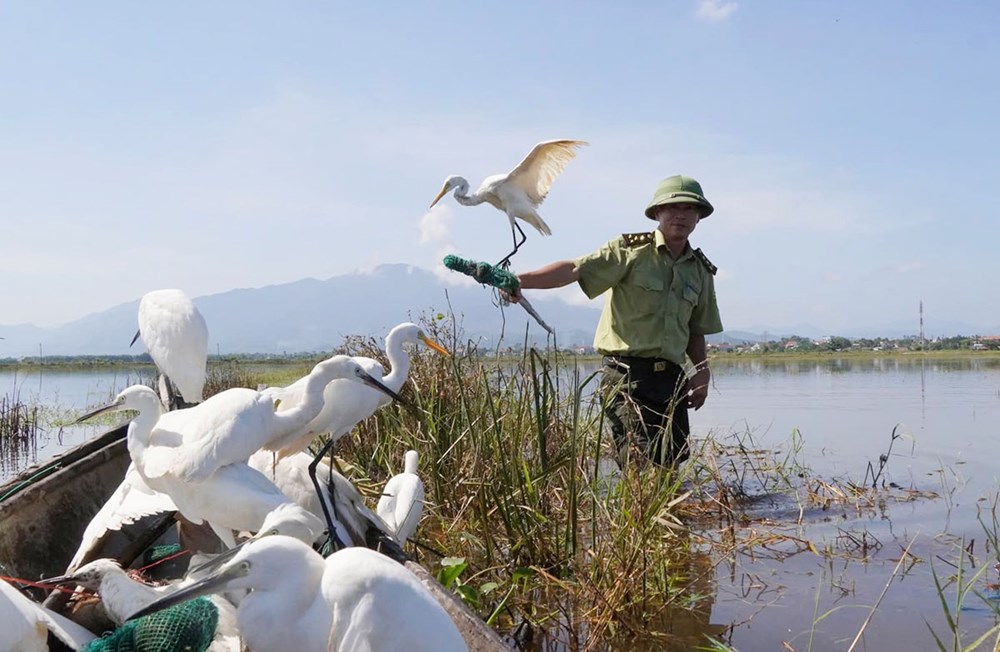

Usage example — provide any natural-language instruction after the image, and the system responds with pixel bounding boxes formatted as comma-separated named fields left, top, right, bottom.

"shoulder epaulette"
left=693, top=248, right=717, bottom=275
left=621, top=232, right=655, bottom=248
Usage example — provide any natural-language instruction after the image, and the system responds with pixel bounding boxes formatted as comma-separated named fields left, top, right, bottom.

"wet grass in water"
left=0, top=389, right=40, bottom=477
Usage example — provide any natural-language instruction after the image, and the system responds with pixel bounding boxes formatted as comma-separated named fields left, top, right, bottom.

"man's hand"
left=685, top=368, right=710, bottom=410
left=500, top=288, right=522, bottom=304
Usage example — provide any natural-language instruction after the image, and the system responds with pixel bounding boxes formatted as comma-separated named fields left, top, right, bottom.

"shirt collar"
left=653, top=229, right=693, bottom=259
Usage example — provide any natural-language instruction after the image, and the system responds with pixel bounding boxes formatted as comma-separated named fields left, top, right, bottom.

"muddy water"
left=5, top=356, right=1000, bottom=650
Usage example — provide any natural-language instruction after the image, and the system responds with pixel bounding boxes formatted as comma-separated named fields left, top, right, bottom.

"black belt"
left=603, top=355, right=680, bottom=374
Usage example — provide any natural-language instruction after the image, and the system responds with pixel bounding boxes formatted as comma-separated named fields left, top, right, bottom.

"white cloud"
left=419, top=206, right=454, bottom=245
left=696, top=0, right=738, bottom=21
left=431, top=259, right=478, bottom=288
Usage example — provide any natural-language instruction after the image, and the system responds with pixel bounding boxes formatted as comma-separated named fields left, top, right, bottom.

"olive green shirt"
left=574, top=229, right=723, bottom=365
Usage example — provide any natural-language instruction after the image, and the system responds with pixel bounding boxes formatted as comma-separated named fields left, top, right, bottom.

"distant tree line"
left=0, top=351, right=328, bottom=367
left=721, top=334, right=1000, bottom=353
left=3, top=335, right=998, bottom=367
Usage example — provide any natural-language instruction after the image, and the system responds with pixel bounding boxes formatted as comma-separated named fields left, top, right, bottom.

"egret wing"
left=392, top=476, right=425, bottom=543
left=505, top=139, right=588, bottom=205
left=0, top=580, right=97, bottom=650
left=155, top=390, right=273, bottom=482
left=67, top=463, right=177, bottom=572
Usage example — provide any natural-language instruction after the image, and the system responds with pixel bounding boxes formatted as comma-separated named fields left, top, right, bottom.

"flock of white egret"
left=2, top=139, right=591, bottom=650
left=2, top=288, right=465, bottom=651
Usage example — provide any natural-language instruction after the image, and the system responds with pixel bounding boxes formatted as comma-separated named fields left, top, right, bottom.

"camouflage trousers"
left=601, top=356, right=690, bottom=469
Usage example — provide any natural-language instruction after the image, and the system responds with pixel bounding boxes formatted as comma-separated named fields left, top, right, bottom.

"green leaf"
left=512, top=567, right=535, bottom=583
left=479, top=581, right=499, bottom=595
left=456, top=584, right=480, bottom=608
left=436, top=557, right=468, bottom=589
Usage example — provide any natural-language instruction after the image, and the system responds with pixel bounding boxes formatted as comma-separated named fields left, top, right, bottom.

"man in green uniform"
left=505, top=175, right=723, bottom=467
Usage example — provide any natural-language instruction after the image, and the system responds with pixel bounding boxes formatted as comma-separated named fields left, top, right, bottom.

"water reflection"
left=714, top=355, right=1000, bottom=376
left=521, top=536, right=727, bottom=651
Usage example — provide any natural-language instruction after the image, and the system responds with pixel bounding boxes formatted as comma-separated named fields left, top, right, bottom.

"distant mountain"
left=0, top=265, right=602, bottom=357
left=4, top=265, right=992, bottom=358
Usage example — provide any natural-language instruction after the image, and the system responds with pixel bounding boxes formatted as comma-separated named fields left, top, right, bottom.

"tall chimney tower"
left=919, top=300, right=925, bottom=350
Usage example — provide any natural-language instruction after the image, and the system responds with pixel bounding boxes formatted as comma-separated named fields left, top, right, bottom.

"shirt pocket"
left=626, top=273, right=664, bottom=316
left=682, top=283, right=700, bottom=307
left=677, top=282, right=700, bottom=324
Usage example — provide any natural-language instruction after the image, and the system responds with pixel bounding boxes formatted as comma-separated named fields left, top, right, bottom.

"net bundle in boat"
left=83, top=596, right=218, bottom=652
left=141, top=543, right=183, bottom=566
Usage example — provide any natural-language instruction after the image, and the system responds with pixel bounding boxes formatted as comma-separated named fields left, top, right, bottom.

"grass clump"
left=330, top=316, right=734, bottom=649
left=0, top=389, right=40, bottom=477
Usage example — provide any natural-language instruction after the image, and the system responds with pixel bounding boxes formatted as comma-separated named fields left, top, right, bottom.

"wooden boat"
left=0, top=426, right=509, bottom=650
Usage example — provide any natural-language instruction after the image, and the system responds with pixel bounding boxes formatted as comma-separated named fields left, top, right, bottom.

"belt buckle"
left=654, top=361, right=666, bottom=372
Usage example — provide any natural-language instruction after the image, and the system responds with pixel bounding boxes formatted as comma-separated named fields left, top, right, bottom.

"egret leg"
left=208, top=522, right=238, bottom=550
left=157, top=374, right=172, bottom=411
left=308, top=439, right=348, bottom=551
left=496, top=222, right=528, bottom=269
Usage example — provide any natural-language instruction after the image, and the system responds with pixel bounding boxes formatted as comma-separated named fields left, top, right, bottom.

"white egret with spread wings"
left=429, top=139, right=588, bottom=266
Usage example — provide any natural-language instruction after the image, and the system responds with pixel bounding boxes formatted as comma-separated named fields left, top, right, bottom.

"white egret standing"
left=429, top=139, right=588, bottom=266
left=263, top=322, right=448, bottom=458
left=261, top=324, right=444, bottom=550
left=0, top=580, right=97, bottom=651
left=129, top=536, right=468, bottom=652
left=377, top=450, right=425, bottom=545
left=131, top=289, right=209, bottom=410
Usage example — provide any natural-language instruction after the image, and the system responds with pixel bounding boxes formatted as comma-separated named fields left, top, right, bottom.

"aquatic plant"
left=0, top=389, right=39, bottom=476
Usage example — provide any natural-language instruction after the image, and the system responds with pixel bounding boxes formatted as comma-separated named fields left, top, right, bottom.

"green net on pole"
left=442, top=255, right=520, bottom=294
left=83, top=596, right=218, bottom=652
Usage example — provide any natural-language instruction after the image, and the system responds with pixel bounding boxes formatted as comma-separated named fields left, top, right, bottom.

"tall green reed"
left=335, top=316, right=715, bottom=645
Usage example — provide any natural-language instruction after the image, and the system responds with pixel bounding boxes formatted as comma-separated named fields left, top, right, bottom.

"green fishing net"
left=442, top=255, right=520, bottom=294
left=141, top=544, right=182, bottom=566
left=83, top=596, right=218, bottom=652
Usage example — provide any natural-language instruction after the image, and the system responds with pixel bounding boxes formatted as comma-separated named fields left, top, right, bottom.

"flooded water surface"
left=4, top=355, right=1000, bottom=650
left=692, top=356, right=1000, bottom=651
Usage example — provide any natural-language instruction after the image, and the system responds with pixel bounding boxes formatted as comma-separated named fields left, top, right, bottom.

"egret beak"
left=418, top=333, right=450, bottom=356
left=429, top=184, right=449, bottom=209
left=129, top=329, right=141, bottom=347
left=184, top=538, right=253, bottom=580
left=128, top=563, right=246, bottom=621
left=74, top=399, right=123, bottom=424
left=40, top=572, right=82, bottom=587
left=356, top=370, right=409, bottom=407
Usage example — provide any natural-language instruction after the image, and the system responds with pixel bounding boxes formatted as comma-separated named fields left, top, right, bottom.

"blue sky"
left=2, top=1, right=998, bottom=335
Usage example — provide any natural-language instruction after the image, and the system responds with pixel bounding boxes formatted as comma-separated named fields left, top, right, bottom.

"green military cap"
left=644, top=175, right=714, bottom=219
